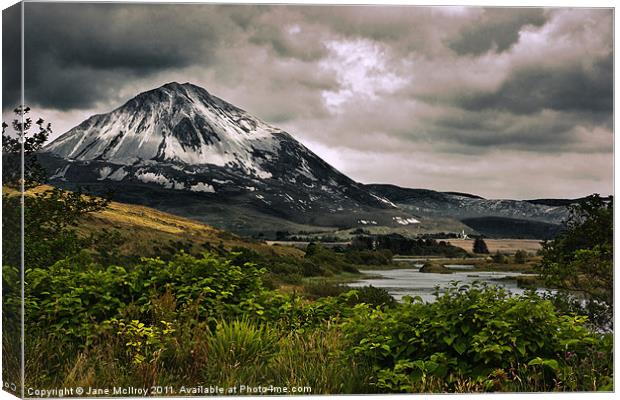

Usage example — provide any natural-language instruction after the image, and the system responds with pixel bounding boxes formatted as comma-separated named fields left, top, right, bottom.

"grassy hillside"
left=5, top=185, right=304, bottom=260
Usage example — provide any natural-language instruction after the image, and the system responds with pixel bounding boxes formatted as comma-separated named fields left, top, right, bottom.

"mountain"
left=365, top=184, right=574, bottom=238
left=40, top=82, right=579, bottom=240
left=40, top=82, right=428, bottom=237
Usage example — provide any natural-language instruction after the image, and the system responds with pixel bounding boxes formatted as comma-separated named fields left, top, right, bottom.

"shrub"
left=344, top=250, right=393, bottom=266
left=537, top=195, right=613, bottom=330
left=348, top=286, right=396, bottom=309
left=343, top=282, right=611, bottom=392
left=206, top=318, right=278, bottom=371
left=492, top=251, right=507, bottom=263
left=514, top=250, right=528, bottom=264
left=23, top=251, right=267, bottom=342
left=473, top=238, right=489, bottom=254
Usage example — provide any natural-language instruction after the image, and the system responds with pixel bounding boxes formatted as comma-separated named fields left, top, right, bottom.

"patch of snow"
left=49, top=164, right=70, bottom=180
left=189, top=182, right=216, bottom=193
left=393, top=216, right=420, bottom=225
left=136, top=171, right=184, bottom=190
left=108, top=167, right=129, bottom=181
left=253, top=169, right=272, bottom=179
left=370, top=193, right=398, bottom=208
left=97, top=166, right=113, bottom=180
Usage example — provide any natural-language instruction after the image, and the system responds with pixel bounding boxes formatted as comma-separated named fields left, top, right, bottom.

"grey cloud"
left=2, top=3, right=21, bottom=109
left=428, top=110, right=612, bottom=154
left=7, top=3, right=248, bottom=110
left=448, top=8, right=547, bottom=55
left=457, top=54, right=613, bottom=115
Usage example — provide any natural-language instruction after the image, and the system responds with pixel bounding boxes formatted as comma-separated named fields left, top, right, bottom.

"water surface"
left=350, top=263, right=547, bottom=302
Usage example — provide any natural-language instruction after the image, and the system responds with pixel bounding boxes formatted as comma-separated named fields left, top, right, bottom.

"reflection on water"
left=349, top=263, right=548, bottom=303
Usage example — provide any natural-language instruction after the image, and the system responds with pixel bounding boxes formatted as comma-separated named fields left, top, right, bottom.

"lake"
left=349, top=264, right=550, bottom=303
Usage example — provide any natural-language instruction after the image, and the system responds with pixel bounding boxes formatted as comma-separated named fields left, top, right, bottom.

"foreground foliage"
left=343, top=283, right=612, bottom=392
left=4, top=251, right=612, bottom=393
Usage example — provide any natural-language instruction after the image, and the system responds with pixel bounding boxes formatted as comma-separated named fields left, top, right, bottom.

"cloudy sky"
left=2, top=3, right=613, bottom=199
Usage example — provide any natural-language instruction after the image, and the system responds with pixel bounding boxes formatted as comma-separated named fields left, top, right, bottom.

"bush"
left=206, top=318, right=278, bottom=372
left=343, top=282, right=611, bottom=392
left=491, top=251, right=507, bottom=264
left=348, top=286, right=396, bottom=309
left=514, top=250, right=527, bottom=264
left=537, top=195, right=613, bottom=330
left=344, top=249, right=393, bottom=265
left=24, top=251, right=267, bottom=342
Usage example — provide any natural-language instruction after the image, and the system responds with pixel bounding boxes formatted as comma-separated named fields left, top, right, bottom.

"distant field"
left=448, top=239, right=543, bottom=254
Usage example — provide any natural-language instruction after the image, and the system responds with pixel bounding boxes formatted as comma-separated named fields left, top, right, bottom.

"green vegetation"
left=6, top=254, right=612, bottom=393
left=352, top=234, right=468, bottom=258
left=537, top=194, right=613, bottom=331
left=343, top=283, right=612, bottom=392
left=2, top=180, right=611, bottom=394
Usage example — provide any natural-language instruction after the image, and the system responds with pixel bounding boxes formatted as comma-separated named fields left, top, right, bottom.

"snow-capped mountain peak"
left=46, top=82, right=282, bottom=178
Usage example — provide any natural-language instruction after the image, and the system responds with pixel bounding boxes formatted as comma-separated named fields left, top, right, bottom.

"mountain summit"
left=42, top=82, right=423, bottom=235
left=47, top=82, right=285, bottom=178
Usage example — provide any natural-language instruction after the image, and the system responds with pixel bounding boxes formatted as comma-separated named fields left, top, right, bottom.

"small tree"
left=537, top=194, right=613, bottom=330
left=472, top=237, right=489, bottom=254
left=2, top=106, right=51, bottom=189
left=514, top=250, right=527, bottom=264
left=492, top=251, right=506, bottom=264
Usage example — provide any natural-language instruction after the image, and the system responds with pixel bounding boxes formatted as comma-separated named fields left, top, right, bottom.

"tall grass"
left=24, top=320, right=369, bottom=394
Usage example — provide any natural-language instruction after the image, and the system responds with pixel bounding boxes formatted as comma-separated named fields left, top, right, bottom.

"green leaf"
left=543, top=359, right=559, bottom=370
left=453, top=341, right=467, bottom=355
left=443, top=335, right=456, bottom=346
left=528, top=357, right=544, bottom=366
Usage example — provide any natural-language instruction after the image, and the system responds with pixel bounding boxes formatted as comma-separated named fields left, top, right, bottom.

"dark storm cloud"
left=8, top=3, right=250, bottom=110
left=456, top=54, right=613, bottom=115
left=448, top=8, right=547, bottom=55
left=428, top=109, right=611, bottom=153
left=2, top=3, right=21, bottom=109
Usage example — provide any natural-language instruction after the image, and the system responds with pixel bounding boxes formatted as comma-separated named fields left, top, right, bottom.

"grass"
left=8, top=185, right=304, bottom=260
left=449, top=238, right=543, bottom=254
left=24, top=322, right=370, bottom=394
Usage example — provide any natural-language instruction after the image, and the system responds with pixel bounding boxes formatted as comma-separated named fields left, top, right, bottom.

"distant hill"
left=460, top=216, right=564, bottom=240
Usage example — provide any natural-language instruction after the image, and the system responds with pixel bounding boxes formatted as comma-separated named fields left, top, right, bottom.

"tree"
left=2, top=106, right=51, bottom=189
left=537, top=194, right=613, bottom=330
left=472, top=237, right=489, bottom=254
left=491, top=251, right=506, bottom=263
left=2, top=107, right=109, bottom=268
left=514, top=250, right=527, bottom=264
